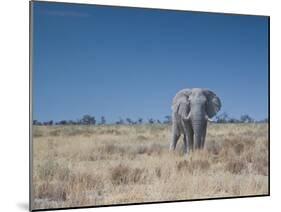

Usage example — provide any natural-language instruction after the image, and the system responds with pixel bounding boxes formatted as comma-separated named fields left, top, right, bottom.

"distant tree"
left=157, top=120, right=161, bottom=124
left=58, top=120, right=67, bottom=125
left=148, top=118, right=155, bottom=124
left=81, top=115, right=96, bottom=125
left=100, top=116, right=106, bottom=125
left=240, top=114, right=254, bottom=123
left=42, top=120, right=53, bottom=125
left=163, top=115, right=172, bottom=124
left=228, top=118, right=239, bottom=123
left=215, top=112, right=229, bottom=123
left=68, top=120, right=77, bottom=125
left=126, top=118, right=133, bottom=125
left=138, top=118, right=143, bottom=124
left=33, top=120, right=44, bottom=125
left=116, top=118, right=124, bottom=125
left=76, top=119, right=83, bottom=125
left=259, top=118, right=268, bottom=123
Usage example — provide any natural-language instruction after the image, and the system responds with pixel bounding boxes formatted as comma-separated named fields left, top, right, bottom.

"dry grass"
left=32, top=123, right=268, bottom=210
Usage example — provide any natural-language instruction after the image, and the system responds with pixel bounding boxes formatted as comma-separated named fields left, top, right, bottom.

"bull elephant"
left=170, top=88, right=221, bottom=155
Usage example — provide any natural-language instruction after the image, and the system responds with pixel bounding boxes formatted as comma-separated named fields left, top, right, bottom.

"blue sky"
left=32, top=2, right=269, bottom=123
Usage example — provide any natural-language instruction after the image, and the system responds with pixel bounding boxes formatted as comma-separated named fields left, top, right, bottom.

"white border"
left=0, top=0, right=279, bottom=212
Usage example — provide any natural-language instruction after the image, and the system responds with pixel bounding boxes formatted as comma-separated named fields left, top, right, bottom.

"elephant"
left=170, top=88, right=221, bottom=155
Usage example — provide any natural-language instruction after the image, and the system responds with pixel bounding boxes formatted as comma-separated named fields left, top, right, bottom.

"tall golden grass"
left=32, top=123, right=268, bottom=209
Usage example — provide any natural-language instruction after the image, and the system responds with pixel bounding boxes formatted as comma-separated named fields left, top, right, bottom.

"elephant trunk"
left=192, top=119, right=207, bottom=149
left=190, top=108, right=208, bottom=149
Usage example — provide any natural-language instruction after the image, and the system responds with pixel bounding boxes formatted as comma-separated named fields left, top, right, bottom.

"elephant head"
left=170, top=88, right=221, bottom=153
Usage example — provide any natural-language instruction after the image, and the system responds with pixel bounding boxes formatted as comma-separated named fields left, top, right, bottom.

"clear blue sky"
left=32, top=2, right=269, bottom=123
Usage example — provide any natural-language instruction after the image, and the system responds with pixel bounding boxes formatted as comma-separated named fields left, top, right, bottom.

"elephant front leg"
left=194, top=134, right=201, bottom=150
left=170, top=125, right=180, bottom=151
left=187, top=127, right=194, bottom=152
left=183, top=121, right=193, bottom=155
left=183, top=135, right=188, bottom=154
left=200, top=123, right=207, bottom=149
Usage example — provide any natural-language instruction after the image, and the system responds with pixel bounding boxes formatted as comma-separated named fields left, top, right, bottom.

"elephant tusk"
left=205, top=115, right=213, bottom=122
left=183, top=112, right=191, bottom=121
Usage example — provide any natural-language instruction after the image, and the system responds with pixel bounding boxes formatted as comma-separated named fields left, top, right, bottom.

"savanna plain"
left=32, top=123, right=268, bottom=209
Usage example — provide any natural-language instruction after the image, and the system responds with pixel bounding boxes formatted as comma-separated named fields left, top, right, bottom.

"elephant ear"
left=203, top=89, right=222, bottom=118
left=172, top=89, right=191, bottom=118
left=175, top=97, right=191, bottom=118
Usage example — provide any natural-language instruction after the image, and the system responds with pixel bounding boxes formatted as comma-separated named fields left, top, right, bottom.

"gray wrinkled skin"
left=170, top=88, right=221, bottom=155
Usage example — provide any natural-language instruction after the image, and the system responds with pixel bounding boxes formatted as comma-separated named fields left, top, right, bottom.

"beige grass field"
left=32, top=123, right=268, bottom=210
